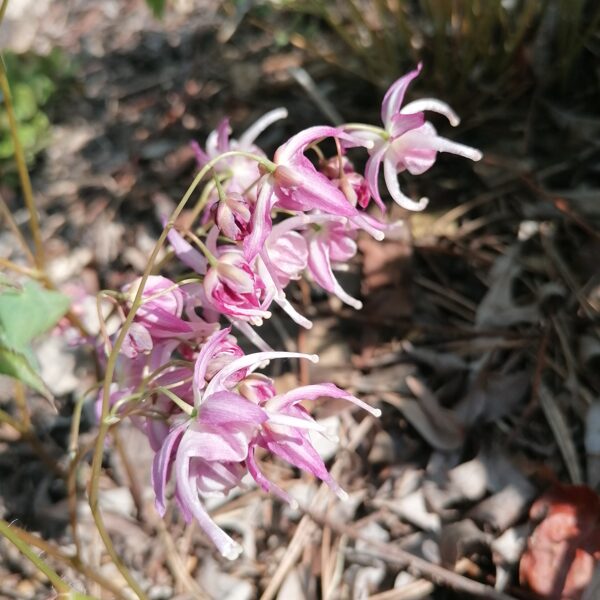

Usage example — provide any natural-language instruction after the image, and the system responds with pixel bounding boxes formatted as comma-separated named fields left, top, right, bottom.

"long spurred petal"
left=176, top=438, right=242, bottom=559
left=381, top=63, right=422, bottom=127
left=239, top=108, right=288, bottom=148
left=152, top=423, right=186, bottom=516
left=383, top=157, right=429, bottom=211
left=364, top=143, right=388, bottom=212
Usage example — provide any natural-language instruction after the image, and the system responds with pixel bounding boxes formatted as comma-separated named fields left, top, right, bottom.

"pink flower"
left=320, top=155, right=371, bottom=210
left=305, top=218, right=362, bottom=310
left=203, top=251, right=271, bottom=325
left=244, top=126, right=359, bottom=262
left=345, top=64, right=482, bottom=211
left=192, top=109, right=288, bottom=201
left=124, top=276, right=193, bottom=338
left=152, top=391, right=268, bottom=560
left=214, top=192, right=252, bottom=241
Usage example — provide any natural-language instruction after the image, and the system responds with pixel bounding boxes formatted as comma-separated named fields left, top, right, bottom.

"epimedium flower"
left=244, top=126, right=360, bottom=263
left=192, top=108, right=288, bottom=200
left=305, top=218, right=362, bottom=310
left=344, top=63, right=482, bottom=211
left=202, top=250, right=272, bottom=326
left=202, top=347, right=381, bottom=506
left=152, top=391, right=268, bottom=560
left=214, top=192, right=252, bottom=241
left=123, top=275, right=193, bottom=339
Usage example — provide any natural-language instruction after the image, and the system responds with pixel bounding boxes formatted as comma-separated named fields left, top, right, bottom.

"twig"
left=0, top=519, right=73, bottom=596
left=304, top=510, right=518, bottom=600
left=154, top=516, right=209, bottom=599
left=260, top=415, right=376, bottom=600
left=0, top=192, right=36, bottom=264
left=6, top=522, right=128, bottom=599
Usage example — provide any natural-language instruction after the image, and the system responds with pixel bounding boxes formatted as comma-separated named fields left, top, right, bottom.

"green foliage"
left=0, top=49, right=72, bottom=164
left=241, top=0, right=600, bottom=101
left=146, top=0, right=167, bottom=17
left=0, top=282, right=70, bottom=397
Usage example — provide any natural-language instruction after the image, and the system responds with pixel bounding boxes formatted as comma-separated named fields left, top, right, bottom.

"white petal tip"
left=303, top=321, right=314, bottom=330
left=309, top=354, right=319, bottom=363
left=336, top=489, right=349, bottom=501
left=372, top=408, right=382, bottom=418
left=222, top=542, right=243, bottom=561
left=373, top=231, right=385, bottom=241
left=450, top=117, right=461, bottom=127
left=471, top=150, right=483, bottom=161
left=350, top=300, right=363, bottom=310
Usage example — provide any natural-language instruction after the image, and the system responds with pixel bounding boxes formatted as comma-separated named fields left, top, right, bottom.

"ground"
left=0, top=1, right=599, bottom=599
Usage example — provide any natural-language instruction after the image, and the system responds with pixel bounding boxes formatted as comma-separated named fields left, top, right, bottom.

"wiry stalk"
left=89, top=150, right=271, bottom=599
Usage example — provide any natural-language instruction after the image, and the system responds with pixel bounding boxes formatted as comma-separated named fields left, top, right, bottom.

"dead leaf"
left=520, top=485, right=600, bottom=600
left=439, top=519, right=490, bottom=568
left=476, top=247, right=539, bottom=329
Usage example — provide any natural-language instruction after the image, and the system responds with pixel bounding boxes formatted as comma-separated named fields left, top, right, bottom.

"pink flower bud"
left=214, top=192, right=252, bottom=241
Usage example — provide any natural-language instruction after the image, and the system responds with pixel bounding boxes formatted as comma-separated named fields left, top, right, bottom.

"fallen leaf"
left=520, top=485, right=600, bottom=600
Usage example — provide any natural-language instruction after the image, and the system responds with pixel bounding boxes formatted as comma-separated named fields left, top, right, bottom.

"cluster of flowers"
left=101, top=65, right=481, bottom=560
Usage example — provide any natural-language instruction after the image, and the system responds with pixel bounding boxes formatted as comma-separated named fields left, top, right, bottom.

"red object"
left=520, top=485, right=600, bottom=599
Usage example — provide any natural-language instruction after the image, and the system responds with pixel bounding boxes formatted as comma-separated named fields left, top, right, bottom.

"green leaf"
left=146, top=0, right=166, bottom=17
left=0, top=282, right=70, bottom=348
left=0, top=342, right=50, bottom=399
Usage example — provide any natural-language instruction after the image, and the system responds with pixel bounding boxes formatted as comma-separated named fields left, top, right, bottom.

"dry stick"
left=112, top=429, right=146, bottom=522
left=0, top=0, right=9, bottom=24
left=0, top=256, right=41, bottom=278
left=0, top=58, right=45, bottom=270
left=154, top=517, right=210, bottom=599
left=90, top=150, right=272, bottom=600
left=260, top=415, right=376, bottom=600
left=7, top=522, right=128, bottom=599
left=0, top=192, right=36, bottom=265
left=0, top=519, right=73, bottom=597
left=305, top=511, right=518, bottom=600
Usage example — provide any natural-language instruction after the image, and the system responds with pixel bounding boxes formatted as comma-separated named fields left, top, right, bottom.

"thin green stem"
left=0, top=56, right=45, bottom=270
left=89, top=150, right=267, bottom=599
left=0, top=0, right=9, bottom=26
left=0, top=519, right=72, bottom=595
left=7, top=522, right=126, bottom=599
left=0, top=256, right=43, bottom=279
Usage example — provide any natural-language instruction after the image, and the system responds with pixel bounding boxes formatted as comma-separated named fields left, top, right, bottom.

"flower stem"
left=90, top=150, right=261, bottom=599
left=0, top=56, right=45, bottom=270
left=0, top=519, right=72, bottom=596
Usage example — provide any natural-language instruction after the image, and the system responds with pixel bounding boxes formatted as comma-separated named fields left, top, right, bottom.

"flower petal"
left=381, top=63, right=422, bottom=127
left=401, top=98, right=460, bottom=126
left=152, top=423, right=186, bottom=516
left=246, top=444, right=294, bottom=505
left=193, top=328, right=232, bottom=404
left=270, top=382, right=381, bottom=417
left=244, top=176, right=276, bottom=262
left=176, top=439, right=242, bottom=560
left=364, top=143, right=388, bottom=212
left=307, top=237, right=363, bottom=310
left=389, top=112, right=426, bottom=138
left=239, top=108, right=288, bottom=148
left=200, top=390, right=267, bottom=428
left=166, top=226, right=207, bottom=274
left=205, top=351, right=318, bottom=398
left=383, top=157, right=429, bottom=211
